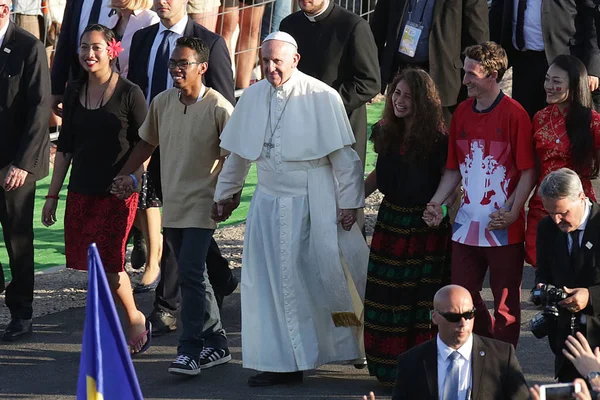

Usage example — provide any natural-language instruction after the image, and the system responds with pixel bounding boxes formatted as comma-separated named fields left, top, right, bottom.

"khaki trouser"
left=14, top=14, right=42, bottom=39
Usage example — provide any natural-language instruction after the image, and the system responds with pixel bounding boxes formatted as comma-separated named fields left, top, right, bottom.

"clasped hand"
left=338, top=209, right=357, bottom=231
left=211, top=198, right=238, bottom=223
left=110, top=175, right=138, bottom=200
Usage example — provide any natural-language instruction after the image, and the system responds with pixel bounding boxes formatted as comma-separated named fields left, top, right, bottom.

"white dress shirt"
left=511, top=0, right=544, bottom=51
left=437, top=334, right=473, bottom=400
left=567, top=199, right=592, bottom=253
left=77, top=0, right=119, bottom=47
left=0, top=20, right=9, bottom=47
left=104, top=9, right=159, bottom=76
left=146, top=15, right=187, bottom=104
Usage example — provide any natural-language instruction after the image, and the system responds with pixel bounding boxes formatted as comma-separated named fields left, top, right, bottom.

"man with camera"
left=535, top=168, right=600, bottom=382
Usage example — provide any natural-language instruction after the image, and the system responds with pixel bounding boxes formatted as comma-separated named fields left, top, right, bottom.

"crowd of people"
left=3, top=0, right=600, bottom=397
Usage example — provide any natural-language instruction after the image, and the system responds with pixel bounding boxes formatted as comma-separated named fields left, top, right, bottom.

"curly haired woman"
left=364, top=69, right=453, bottom=385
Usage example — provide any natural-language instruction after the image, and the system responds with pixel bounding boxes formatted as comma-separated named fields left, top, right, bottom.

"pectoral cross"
left=263, top=138, right=275, bottom=158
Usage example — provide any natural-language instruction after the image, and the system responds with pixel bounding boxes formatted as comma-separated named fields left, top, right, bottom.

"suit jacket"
left=50, top=0, right=84, bottom=95
left=279, top=3, right=380, bottom=167
left=536, top=201, right=600, bottom=376
left=370, top=0, right=489, bottom=107
left=392, top=335, right=530, bottom=400
left=0, top=22, right=50, bottom=180
left=127, top=17, right=235, bottom=105
left=489, top=0, right=600, bottom=77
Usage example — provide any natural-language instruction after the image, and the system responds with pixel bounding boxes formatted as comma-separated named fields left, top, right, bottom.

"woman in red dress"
left=525, top=55, right=600, bottom=266
left=41, top=25, right=150, bottom=354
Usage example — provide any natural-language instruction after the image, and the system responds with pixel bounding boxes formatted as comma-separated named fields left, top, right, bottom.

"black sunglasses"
left=435, top=309, right=476, bottom=323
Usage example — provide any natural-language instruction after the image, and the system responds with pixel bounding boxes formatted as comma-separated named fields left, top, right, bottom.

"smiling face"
left=297, top=0, right=327, bottom=14
left=78, top=30, right=112, bottom=74
left=544, top=64, right=570, bottom=106
left=169, top=45, right=206, bottom=90
left=462, top=57, right=497, bottom=100
left=391, top=79, right=413, bottom=119
left=261, top=40, right=300, bottom=88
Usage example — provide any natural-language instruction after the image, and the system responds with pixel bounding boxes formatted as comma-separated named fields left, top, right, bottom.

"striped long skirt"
left=364, top=198, right=452, bottom=385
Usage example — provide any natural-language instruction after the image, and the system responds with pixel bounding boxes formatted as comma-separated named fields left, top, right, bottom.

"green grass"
left=0, top=102, right=385, bottom=279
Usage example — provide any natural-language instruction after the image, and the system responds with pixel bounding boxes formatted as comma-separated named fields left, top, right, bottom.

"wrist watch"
left=587, top=371, right=600, bottom=382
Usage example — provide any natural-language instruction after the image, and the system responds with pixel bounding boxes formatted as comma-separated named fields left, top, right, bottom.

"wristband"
left=441, top=204, right=448, bottom=218
left=129, top=174, right=138, bottom=188
left=45, top=194, right=59, bottom=200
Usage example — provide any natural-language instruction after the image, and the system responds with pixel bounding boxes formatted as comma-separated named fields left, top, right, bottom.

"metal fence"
left=11, top=0, right=378, bottom=109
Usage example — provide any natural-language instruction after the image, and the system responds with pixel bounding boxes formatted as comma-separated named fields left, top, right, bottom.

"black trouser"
left=148, top=150, right=234, bottom=315
left=511, top=49, right=548, bottom=119
left=0, top=170, right=36, bottom=320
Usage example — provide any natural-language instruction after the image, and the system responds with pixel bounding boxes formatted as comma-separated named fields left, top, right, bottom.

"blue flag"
left=76, top=243, right=143, bottom=400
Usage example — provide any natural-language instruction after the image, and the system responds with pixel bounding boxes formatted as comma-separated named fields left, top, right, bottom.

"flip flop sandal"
left=129, top=319, right=152, bottom=356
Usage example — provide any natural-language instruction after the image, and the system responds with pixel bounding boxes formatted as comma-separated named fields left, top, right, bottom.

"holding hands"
left=339, top=209, right=357, bottom=231
left=488, top=206, right=517, bottom=231
left=423, top=202, right=443, bottom=227
left=110, top=174, right=139, bottom=200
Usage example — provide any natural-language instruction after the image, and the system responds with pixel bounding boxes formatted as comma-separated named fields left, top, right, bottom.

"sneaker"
left=168, top=354, right=201, bottom=376
left=199, top=347, right=232, bottom=369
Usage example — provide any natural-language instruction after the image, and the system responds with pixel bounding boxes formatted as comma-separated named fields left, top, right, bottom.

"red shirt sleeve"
left=591, top=110, right=600, bottom=149
left=510, top=103, right=535, bottom=171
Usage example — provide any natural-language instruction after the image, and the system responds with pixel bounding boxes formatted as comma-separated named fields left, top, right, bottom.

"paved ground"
left=0, top=265, right=555, bottom=400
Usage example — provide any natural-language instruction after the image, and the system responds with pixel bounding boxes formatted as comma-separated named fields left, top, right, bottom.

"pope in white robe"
left=212, top=32, right=369, bottom=385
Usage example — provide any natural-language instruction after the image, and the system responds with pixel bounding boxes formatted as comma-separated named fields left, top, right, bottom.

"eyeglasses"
left=167, top=61, right=201, bottom=70
left=435, top=309, right=476, bottom=323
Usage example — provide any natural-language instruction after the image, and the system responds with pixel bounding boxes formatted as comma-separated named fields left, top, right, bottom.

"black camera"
left=530, top=284, right=569, bottom=339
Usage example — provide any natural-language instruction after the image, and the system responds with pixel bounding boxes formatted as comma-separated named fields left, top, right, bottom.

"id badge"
left=398, top=21, right=423, bottom=58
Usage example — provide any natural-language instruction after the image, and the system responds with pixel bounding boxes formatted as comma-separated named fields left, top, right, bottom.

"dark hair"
left=175, top=36, right=210, bottom=64
left=375, top=68, right=446, bottom=164
left=550, top=55, right=597, bottom=178
left=463, top=41, right=508, bottom=82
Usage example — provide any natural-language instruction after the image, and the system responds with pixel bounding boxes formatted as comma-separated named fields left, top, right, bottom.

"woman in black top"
left=41, top=24, right=151, bottom=355
left=363, top=69, right=453, bottom=385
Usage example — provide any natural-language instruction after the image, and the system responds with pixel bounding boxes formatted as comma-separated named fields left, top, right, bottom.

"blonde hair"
left=111, top=0, right=151, bottom=11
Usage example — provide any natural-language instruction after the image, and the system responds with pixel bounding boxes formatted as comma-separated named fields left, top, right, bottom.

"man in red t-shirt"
left=424, top=42, right=536, bottom=347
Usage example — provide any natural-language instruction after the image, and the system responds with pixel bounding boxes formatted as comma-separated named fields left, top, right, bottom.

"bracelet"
left=45, top=194, right=59, bottom=200
left=441, top=204, right=448, bottom=218
left=129, top=174, right=138, bottom=188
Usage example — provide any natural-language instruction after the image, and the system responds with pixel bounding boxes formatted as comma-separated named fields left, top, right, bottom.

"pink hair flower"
left=107, top=39, right=124, bottom=59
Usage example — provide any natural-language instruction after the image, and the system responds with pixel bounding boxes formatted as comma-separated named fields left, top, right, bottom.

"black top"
left=57, top=77, right=147, bottom=196
left=372, top=123, right=448, bottom=206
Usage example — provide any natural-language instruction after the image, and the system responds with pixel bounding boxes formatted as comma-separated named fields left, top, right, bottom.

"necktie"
left=570, top=230, right=581, bottom=270
left=515, top=0, right=527, bottom=50
left=442, top=351, right=461, bottom=400
left=88, top=0, right=103, bottom=25
left=150, top=30, right=172, bottom=102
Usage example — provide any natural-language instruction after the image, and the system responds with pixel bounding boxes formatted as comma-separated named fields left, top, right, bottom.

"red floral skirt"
left=64, top=191, right=138, bottom=273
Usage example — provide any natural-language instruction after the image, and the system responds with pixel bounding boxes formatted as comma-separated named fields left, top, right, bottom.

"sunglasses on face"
left=435, top=309, right=476, bottom=323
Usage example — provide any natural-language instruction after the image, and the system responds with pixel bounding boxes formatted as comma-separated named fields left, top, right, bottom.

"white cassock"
left=214, top=70, right=369, bottom=372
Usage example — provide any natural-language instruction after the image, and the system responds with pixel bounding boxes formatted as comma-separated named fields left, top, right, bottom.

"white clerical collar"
left=304, top=0, right=330, bottom=22
left=271, top=69, right=299, bottom=93
left=437, top=333, right=473, bottom=362
left=158, top=15, right=188, bottom=37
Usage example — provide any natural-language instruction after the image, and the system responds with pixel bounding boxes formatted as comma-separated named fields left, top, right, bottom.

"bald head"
left=434, top=284, right=473, bottom=311
left=432, top=285, right=475, bottom=349
left=261, top=39, right=300, bottom=87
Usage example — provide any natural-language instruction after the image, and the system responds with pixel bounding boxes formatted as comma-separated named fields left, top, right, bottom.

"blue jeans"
left=163, top=227, right=228, bottom=359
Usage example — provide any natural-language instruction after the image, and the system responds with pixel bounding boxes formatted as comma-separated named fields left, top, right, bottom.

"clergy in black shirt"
left=279, top=0, right=380, bottom=171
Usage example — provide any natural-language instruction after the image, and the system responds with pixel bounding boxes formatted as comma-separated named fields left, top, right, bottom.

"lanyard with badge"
left=398, top=0, right=430, bottom=58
